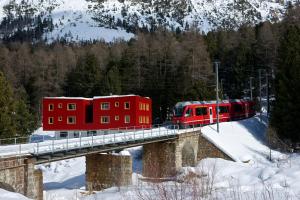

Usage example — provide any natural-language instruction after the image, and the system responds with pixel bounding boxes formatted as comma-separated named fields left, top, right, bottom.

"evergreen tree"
left=0, top=72, right=16, bottom=138
left=271, top=25, right=300, bottom=143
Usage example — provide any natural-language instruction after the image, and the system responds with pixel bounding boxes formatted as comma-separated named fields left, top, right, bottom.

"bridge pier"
left=85, top=153, right=132, bottom=191
left=0, top=157, right=43, bottom=200
left=143, top=132, right=199, bottom=178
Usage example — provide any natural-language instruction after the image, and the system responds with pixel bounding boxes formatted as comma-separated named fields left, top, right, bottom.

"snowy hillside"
left=0, top=0, right=296, bottom=42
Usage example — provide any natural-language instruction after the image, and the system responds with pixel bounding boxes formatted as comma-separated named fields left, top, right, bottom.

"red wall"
left=42, top=95, right=152, bottom=131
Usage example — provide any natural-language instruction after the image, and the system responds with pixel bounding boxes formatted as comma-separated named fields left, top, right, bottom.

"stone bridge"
left=0, top=130, right=232, bottom=200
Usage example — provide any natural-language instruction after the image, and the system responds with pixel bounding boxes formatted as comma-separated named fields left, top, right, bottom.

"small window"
left=87, top=131, right=97, bottom=136
left=60, top=132, right=67, bottom=138
left=58, top=116, right=62, bottom=121
left=49, top=104, right=54, bottom=111
left=139, top=103, right=143, bottom=110
left=101, top=116, right=110, bottom=124
left=184, top=108, right=192, bottom=117
left=58, top=103, right=62, bottom=109
left=209, top=108, right=212, bottom=115
left=218, top=106, right=229, bottom=114
left=115, top=102, right=119, bottom=107
left=67, top=103, right=76, bottom=110
left=146, top=116, right=149, bottom=124
left=67, top=116, right=76, bottom=124
left=74, top=131, right=79, bottom=138
left=48, top=117, right=54, bottom=124
left=115, top=116, right=119, bottom=121
left=139, top=116, right=143, bottom=123
left=124, top=102, right=130, bottom=110
left=101, top=102, right=110, bottom=110
left=146, top=104, right=149, bottom=111
left=196, top=107, right=208, bottom=116
left=125, top=115, right=130, bottom=123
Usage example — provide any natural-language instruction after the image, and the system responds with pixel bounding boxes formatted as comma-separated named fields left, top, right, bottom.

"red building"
left=43, top=95, right=152, bottom=132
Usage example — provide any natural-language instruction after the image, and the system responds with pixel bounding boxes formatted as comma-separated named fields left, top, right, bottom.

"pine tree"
left=271, top=25, right=300, bottom=143
left=0, top=72, right=16, bottom=138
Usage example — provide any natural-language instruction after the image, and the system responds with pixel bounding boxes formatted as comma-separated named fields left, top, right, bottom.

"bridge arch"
left=181, top=141, right=196, bottom=167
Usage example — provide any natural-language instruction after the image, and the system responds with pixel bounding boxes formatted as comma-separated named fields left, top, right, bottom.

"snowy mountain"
left=0, top=0, right=296, bottom=42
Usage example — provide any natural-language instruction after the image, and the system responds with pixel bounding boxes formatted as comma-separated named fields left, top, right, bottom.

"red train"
left=172, top=100, right=255, bottom=128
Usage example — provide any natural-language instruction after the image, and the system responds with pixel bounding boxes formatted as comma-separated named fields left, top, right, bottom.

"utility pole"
left=214, top=61, right=220, bottom=133
left=259, top=69, right=262, bottom=122
left=249, top=77, right=254, bottom=101
left=266, top=70, right=270, bottom=118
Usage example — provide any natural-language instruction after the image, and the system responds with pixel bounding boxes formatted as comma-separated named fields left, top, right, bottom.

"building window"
left=101, top=116, right=110, bottom=124
left=115, top=116, right=119, bottom=121
left=58, top=103, right=62, bottom=109
left=74, top=131, right=80, bottom=138
left=67, top=103, right=76, bottom=110
left=101, top=102, right=110, bottom=110
left=139, top=116, right=143, bottom=123
left=139, top=103, right=142, bottom=110
left=58, top=116, right=62, bottom=121
left=146, top=104, right=149, bottom=111
left=124, top=102, right=130, bottom=110
left=146, top=116, right=149, bottom=124
left=48, top=117, right=54, bottom=124
left=67, top=116, right=76, bottom=124
left=49, top=104, right=54, bottom=111
left=115, top=102, right=119, bottom=107
left=60, top=132, right=67, bottom=138
left=125, top=115, right=130, bottom=123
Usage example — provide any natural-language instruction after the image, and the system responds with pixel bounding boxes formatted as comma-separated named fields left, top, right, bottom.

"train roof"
left=174, top=99, right=252, bottom=107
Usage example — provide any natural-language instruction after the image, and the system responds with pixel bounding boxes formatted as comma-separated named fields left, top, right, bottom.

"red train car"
left=172, top=100, right=255, bottom=128
left=43, top=95, right=152, bottom=133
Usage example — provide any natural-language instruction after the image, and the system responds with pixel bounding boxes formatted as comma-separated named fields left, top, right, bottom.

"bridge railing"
left=0, top=124, right=180, bottom=157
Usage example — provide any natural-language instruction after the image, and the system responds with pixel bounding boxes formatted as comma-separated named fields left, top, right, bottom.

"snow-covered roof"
left=44, top=94, right=150, bottom=100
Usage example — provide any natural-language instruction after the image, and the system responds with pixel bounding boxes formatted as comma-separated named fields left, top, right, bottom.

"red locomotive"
left=42, top=95, right=152, bottom=138
left=172, top=100, right=255, bottom=128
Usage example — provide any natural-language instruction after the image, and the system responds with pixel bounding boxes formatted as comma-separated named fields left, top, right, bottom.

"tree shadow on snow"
left=44, top=174, right=85, bottom=190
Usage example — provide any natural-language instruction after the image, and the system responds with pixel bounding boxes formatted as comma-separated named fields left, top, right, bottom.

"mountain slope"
left=0, top=0, right=295, bottom=42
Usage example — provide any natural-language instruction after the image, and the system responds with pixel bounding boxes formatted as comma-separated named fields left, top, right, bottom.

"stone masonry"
left=143, top=131, right=232, bottom=178
left=0, top=157, right=43, bottom=200
left=86, top=153, right=132, bottom=191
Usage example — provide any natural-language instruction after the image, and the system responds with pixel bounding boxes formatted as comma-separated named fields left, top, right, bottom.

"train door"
left=209, top=107, right=213, bottom=123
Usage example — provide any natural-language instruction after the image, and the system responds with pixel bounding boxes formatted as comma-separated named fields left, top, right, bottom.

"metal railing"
left=0, top=124, right=180, bottom=157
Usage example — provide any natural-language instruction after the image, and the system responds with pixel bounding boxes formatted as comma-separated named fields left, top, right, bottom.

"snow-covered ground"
left=1, top=114, right=300, bottom=199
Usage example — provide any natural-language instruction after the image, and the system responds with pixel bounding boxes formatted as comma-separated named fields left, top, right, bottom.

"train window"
left=100, top=116, right=110, bottom=124
left=67, top=116, right=76, bottom=124
left=195, top=107, right=208, bottom=116
left=124, top=102, right=130, bottom=110
left=218, top=106, right=229, bottom=114
left=185, top=108, right=192, bottom=117
left=233, top=104, right=243, bottom=112
left=58, top=103, right=62, bottom=109
left=125, top=115, right=130, bottom=123
left=48, top=117, right=54, bottom=124
left=58, top=116, right=62, bottom=121
left=87, top=131, right=96, bottom=136
left=49, top=104, right=54, bottom=111
left=174, top=106, right=184, bottom=117
left=101, top=102, right=110, bottom=110
left=115, top=102, right=119, bottom=107
left=115, top=115, right=119, bottom=121
left=67, top=103, right=76, bottom=111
